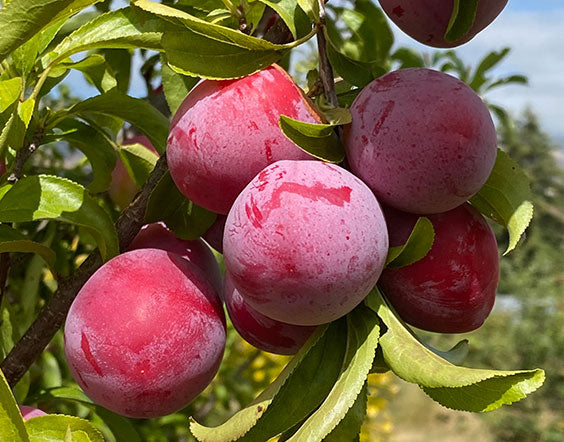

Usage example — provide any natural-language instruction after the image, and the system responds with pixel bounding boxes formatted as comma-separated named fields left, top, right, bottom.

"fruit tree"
left=0, top=0, right=546, bottom=440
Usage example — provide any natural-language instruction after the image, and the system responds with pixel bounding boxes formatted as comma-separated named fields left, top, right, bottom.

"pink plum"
left=224, top=272, right=316, bottom=355
left=128, top=222, right=222, bottom=294
left=378, top=0, right=508, bottom=48
left=64, top=249, right=226, bottom=418
left=379, top=204, right=499, bottom=333
left=224, top=160, right=389, bottom=326
left=167, top=64, right=321, bottom=215
left=343, top=68, right=497, bottom=214
left=18, top=405, right=47, bottom=420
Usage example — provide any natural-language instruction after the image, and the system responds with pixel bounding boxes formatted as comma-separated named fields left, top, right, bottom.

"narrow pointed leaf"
left=287, top=305, right=379, bottom=441
left=43, top=7, right=165, bottom=68
left=385, top=217, right=434, bottom=268
left=190, top=321, right=347, bottom=442
left=0, top=176, right=119, bottom=260
left=47, top=119, right=117, bottom=193
left=51, top=90, right=169, bottom=153
left=133, top=0, right=286, bottom=51
left=0, top=233, right=56, bottom=273
left=256, top=0, right=312, bottom=39
left=323, top=382, right=368, bottom=442
left=162, top=25, right=283, bottom=80
left=25, top=415, right=103, bottom=442
left=296, top=0, right=319, bottom=22
left=59, top=54, right=117, bottom=93
left=470, top=149, right=534, bottom=254
left=161, top=55, right=199, bottom=114
left=0, top=369, right=29, bottom=442
left=279, top=115, right=345, bottom=163
left=118, top=142, right=159, bottom=187
left=31, top=387, right=141, bottom=442
left=0, top=0, right=101, bottom=63
left=444, top=0, right=478, bottom=42
left=366, top=288, right=545, bottom=412
left=0, top=78, right=22, bottom=113
left=469, top=48, right=511, bottom=92
left=424, top=340, right=469, bottom=366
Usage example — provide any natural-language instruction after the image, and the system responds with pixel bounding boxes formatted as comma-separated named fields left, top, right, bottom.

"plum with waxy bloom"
left=224, top=160, right=389, bottom=326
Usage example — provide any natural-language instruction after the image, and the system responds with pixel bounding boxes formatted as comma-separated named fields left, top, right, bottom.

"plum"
left=18, top=405, right=47, bottom=420
left=378, top=0, right=508, bottom=48
left=128, top=222, right=222, bottom=294
left=379, top=203, right=499, bottom=333
left=108, top=135, right=157, bottom=210
left=224, top=272, right=316, bottom=355
left=224, top=160, right=389, bottom=326
left=343, top=68, right=497, bottom=214
left=64, top=249, right=226, bottom=418
left=167, top=64, right=321, bottom=215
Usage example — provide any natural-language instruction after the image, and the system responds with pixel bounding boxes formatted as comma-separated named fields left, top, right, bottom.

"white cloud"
left=390, top=8, right=564, bottom=145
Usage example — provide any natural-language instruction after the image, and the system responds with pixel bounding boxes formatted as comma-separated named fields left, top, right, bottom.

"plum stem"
left=0, top=153, right=170, bottom=387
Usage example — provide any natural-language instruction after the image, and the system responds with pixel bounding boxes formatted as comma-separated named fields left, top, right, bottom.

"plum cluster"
left=64, top=58, right=501, bottom=417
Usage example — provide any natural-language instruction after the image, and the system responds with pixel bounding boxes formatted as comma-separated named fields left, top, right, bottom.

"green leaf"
left=391, top=47, right=425, bottom=69
left=100, top=49, right=132, bottom=94
left=424, top=340, right=469, bottom=366
left=0, top=368, right=29, bottom=441
left=444, top=0, right=478, bottom=42
left=256, top=0, right=311, bottom=39
left=31, top=387, right=141, bottom=442
left=296, top=0, right=319, bottom=23
left=0, top=175, right=119, bottom=261
left=328, top=0, right=393, bottom=64
left=484, top=74, right=528, bottom=93
left=323, top=382, right=367, bottom=442
left=59, top=54, right=117, bottom=93
left=385, top=217, right=434, bottom=268
left=11, top=37, right=41, bottom=78
left=145, top=172, right=216, bottom=240
left=0, top=78, right=22, bottom=113
left=190, top=321, right=347, bottom=442
left=1, top=98, right=35, bottom=153
left=118, top=142, right=159, bottom=187
left=319, top=106, right=352, bottom=125
left=161, top=54, right=199, bottom=114
left=366, top=288, right=545, bottom=412
left=64, top=426, right=73, bottom=442
left=470, top=149, right=534, bottom=254
left=0, top=0, right=101, bottom=63
left=47, top=119, right=117, bottom=193
left=133, top=0, right=284, bottom=51
left=325, top=36, right=377, bottom=88
left=0, top=225, right=57, bottom=272
left=286, top=305, right=379, bottom=441
left=133, top=0, right=311, bottom=79
left=279, top=115, right=345, bottom=163
left=469, top=48, right=511, bottom=92
left=25, top=415, right=104, bottom=442
left=50, top=89, right=169, bottom=153
left=162, top=24, right=283, bottom=80
left=43, top=7, right=165, bottom=69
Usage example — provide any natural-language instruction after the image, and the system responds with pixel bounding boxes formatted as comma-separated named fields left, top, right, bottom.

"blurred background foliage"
left=1, top=0, right=562, bottom=441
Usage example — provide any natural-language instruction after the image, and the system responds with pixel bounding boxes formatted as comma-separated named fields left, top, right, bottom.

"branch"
left=315, top=1, right=338, bottom=107
left=1, top=153, right=169, bottom=387
left=7, top=127, right=45, bottom=183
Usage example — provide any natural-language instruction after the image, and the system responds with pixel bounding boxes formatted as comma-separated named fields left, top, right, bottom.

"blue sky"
left=62, top=1, right=564, bottom=144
